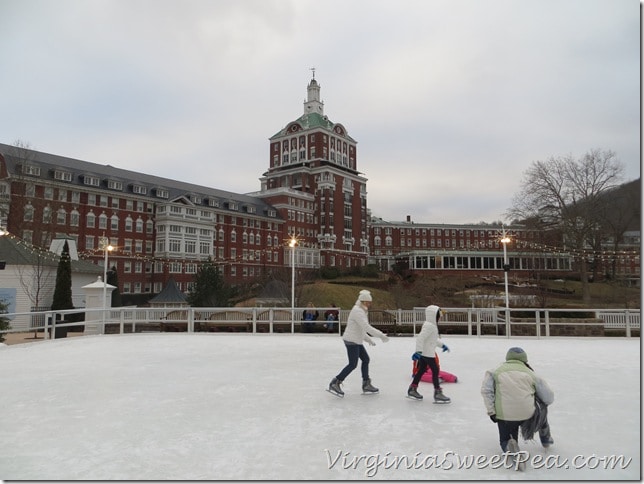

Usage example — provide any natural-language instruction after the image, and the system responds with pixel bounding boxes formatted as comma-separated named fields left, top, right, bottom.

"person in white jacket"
left=328, top=290, right=389, bottom=396
left=407, top=305, right=451, bottom=403
left=480, top=347, right=555, bottom=453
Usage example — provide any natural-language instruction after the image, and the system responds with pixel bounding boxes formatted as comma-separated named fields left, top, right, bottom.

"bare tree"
left=508, top=149, right=624, bottom=303
left=595, top=179, right=640, bottom=279
left=16, top=249, right=55, bottom=338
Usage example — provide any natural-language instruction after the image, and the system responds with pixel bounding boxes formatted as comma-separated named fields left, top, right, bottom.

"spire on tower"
left=304, top=69, right=323, bottom=115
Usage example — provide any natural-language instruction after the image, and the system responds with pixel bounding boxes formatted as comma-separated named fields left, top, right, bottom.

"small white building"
left=0, top=235, right=103, bottom=331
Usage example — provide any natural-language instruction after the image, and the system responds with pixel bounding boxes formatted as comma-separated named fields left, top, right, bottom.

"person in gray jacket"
left=481, top=347, right=555, bottom=453
left=328, top=290, right=389, bottom=396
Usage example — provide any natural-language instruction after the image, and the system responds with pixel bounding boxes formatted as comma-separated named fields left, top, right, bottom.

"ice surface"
left=0, top=333, right=640, bottom=480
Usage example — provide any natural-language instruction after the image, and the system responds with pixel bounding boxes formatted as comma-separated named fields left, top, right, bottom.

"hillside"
left=293, top=275, right=640, bottom=311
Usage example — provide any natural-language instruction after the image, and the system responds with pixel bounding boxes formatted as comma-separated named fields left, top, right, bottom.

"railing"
left=0, top=306, right=639, bottom=340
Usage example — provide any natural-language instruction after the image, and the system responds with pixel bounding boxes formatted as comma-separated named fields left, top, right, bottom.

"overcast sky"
left=1, top=0, right=640, bottom=224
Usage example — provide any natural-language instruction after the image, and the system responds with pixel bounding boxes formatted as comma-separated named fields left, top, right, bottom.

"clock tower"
left=257, top=76, right=369, bottom=270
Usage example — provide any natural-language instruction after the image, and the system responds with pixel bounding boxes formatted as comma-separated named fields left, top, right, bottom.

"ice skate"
left=328, top=378, right=344, bottom=397
left=507, top=438, right=525, bottom=471
left=539, top=425, right=554, bottom=448
left=407, top=385, right=423, bottom=400
left=433, top=388, right=451, bottom=404
left=362, top=378, right=379, bottom=394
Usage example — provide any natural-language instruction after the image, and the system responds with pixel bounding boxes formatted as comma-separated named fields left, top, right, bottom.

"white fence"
left=0, top=306, right=640, bottom=340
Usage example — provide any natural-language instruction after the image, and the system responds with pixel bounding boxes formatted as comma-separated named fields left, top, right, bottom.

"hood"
left=425, top=305, right=441, bottom=323
left=506, top=347, right=528, bottom=363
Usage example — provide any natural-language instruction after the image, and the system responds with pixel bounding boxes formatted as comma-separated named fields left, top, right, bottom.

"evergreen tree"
left=51, top=240, right=74, bottom=311
left=107, top=265, right=122, bottom=307
left=0, top=300, right=11, bottom=343
left=188, top=258, right=232, bottom=307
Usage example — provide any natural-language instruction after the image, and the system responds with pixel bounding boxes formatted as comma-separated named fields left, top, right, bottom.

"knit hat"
left=358, top=289, right=372, bottom=302
left=506, top=347, right=528, bottom=363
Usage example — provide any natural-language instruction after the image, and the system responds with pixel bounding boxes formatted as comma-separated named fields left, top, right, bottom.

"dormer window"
left=23, top=164, right=41, bottom=176
left=155, top=188, right=169, bottom=199
left=54, top=170, right=72, bottom=182
left=229, top=201, right=238, bottom=211
left=208, top=198, right=219, bottom=208
left=132, top=184, right=147, bottom=195
left=84, top=175, right=100, bottom=187
left=107, top=179, right=123, bottom=191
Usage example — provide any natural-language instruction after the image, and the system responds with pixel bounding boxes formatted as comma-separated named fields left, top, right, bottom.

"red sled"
left=412, top=354, right=458, bottom=383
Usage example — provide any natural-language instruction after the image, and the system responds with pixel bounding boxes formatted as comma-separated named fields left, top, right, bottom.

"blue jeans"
left=336, top=342, right=370, bottom=381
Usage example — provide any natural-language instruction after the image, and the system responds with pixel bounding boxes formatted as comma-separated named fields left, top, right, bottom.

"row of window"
left=23, top=179, right=272, bottom=219
left=373, top=226, right=538, bottom=239
left=23, top=183, right=151, bottom=212
left=410, top=255, right=572, bottom=271
left=26, top=164, right=159, bottom=198
left=23, top=205, right=153, bottom=232
left=373, top=235, right=503, bottom=249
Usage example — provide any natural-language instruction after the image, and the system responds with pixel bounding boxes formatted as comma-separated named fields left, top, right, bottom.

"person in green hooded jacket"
left=481, top=347, right=554, bottom=453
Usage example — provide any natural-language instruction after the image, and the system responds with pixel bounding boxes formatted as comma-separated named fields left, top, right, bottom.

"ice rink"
left=0, top=332, right=640, bottom=480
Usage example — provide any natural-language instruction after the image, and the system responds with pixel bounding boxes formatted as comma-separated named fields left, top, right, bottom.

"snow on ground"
left=0, top=333, right=640, bottom=480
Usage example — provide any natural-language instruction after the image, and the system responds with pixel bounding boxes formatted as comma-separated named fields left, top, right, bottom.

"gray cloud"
left=0, top=0, right=639, bottom=224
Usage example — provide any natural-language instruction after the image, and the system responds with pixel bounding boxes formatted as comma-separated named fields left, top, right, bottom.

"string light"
left=3, top=229, right=639, bottom=271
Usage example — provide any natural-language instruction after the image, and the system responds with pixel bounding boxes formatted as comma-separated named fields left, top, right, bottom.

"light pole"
left=289, top=237, right=297, bottom=333
left=500, top=225, right=511, bottom=337
left=100, top=236, right=114, bottom=328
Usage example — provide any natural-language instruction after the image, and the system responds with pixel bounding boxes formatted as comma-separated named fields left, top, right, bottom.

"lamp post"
left=500, top=225, right=511, bottom=337
left=289, top=237, right=297, bottom=333
left=100, top=236, right=114, bottom=328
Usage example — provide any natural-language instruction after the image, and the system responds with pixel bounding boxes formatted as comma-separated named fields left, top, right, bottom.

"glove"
left=412, top=352, right=422, bottom=361
left=489, top=414, right=498, bottom=423
left=441, top=344, right=450, bottom=353
left=380, top=335, right=389, bottom=343
left=368, top=340, right=376, bottom=347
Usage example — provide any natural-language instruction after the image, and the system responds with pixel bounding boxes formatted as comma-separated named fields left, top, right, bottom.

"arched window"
left=57, top=208, right=67, bottom=225
left=70, top=209, right=80, bottom=227
left=23, top=204, right=34, bottom=222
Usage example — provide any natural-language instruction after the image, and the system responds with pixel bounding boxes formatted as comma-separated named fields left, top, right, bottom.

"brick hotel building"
left=0, top=77, right=637, bottom=299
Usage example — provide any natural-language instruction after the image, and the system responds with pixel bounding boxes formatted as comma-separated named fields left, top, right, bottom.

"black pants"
left=497, top=420, right=521, bottom=452
left=336, top=342, right=370, bottom=381
left=411, top=355, right=440, bottom=389
left=497, top=418, right=551, bottom=452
